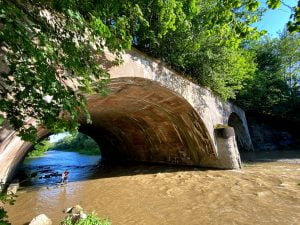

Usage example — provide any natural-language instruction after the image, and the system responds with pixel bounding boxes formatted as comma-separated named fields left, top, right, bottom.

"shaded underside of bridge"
left=81, top=77, right=216, bottom=165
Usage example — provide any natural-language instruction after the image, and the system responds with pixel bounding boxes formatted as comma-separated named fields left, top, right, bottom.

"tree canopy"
left=0, top=0, right=299, bottom=142
left=236, top=31, right=300, bottom=123
left=52, top=132, right=100, bottom=155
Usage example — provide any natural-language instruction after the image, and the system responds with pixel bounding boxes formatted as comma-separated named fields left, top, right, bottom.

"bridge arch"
left=227, top=112, right=253, bottom=152
left=82, top=77, right=216, bottom=164
left=0, top=49, right=253, bottom=185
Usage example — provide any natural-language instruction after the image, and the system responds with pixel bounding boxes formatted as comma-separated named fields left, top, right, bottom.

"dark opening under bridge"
left=0, top=49, right=253, bottom=185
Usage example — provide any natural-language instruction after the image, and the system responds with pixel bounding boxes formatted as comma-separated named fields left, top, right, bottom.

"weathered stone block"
left=6, top=180, right=19, bottom=195
left=215, top=127, right=235, bottom=139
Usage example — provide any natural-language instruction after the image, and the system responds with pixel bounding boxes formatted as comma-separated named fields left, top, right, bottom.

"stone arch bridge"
left=0, top=49, right=253, bottom=185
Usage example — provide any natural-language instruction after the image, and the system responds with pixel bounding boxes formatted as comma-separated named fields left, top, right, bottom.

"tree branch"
left=280, top=1, right=294, bottom=12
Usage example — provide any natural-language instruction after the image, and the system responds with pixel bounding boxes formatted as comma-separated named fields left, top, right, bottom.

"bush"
left=61, top=213, right=111, bottom=225
left=0, top=192, right=16, bottom=225
left=27, top=140, right=53, bottom=158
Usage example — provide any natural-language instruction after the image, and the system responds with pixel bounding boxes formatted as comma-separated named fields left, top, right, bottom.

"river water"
left=5, top=150, right=300, bottom=225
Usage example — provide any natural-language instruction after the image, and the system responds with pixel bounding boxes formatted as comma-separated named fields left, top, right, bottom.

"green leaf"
left=0, top=115, right=5, bottom=126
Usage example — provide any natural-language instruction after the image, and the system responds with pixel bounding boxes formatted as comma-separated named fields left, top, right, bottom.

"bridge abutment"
left=214, top=127, right=242, bottom=169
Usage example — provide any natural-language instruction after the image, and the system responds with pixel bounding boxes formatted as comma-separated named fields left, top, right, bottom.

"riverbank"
left=53, top=148, right=100, bottom=156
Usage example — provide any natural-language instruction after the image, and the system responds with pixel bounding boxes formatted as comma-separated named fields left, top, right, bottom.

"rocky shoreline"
left=29, top=205, right=88, bottom=225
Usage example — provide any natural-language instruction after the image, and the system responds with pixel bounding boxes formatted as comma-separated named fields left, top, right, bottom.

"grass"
left=61, top=213, right=111, bottom=225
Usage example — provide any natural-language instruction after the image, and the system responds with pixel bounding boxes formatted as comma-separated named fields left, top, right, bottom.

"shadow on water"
left=89, top=161, right=210, bottom=179
left=240, top=149, right=300, bottom=163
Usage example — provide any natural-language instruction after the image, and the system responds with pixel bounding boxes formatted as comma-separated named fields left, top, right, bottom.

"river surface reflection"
left=5, top=150, right=300, bottom=225
left=20, top=150, right=101, bottom=186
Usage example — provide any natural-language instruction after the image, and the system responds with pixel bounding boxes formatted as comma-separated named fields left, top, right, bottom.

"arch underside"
left=228, top=112, right=251, bottom=152
left=81, top=77, right=216, bottom=166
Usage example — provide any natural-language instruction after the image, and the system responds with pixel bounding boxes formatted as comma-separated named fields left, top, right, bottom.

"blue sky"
left=254, top=0, right=298, bottom=36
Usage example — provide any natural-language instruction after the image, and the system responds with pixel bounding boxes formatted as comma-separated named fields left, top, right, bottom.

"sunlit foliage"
left=236, top=32, right=300, bottom=123
left=27, top=139, right=53, bottom=157
left=52, top=133, right=100, bottom=155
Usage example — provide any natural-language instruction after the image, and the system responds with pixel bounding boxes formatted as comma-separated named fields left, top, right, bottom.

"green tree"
left=128, top=0, right=261, bottom=99
left=52, top=133, right=100, bottom=155
left=27, top=139, right=53, bottom=157
left=278, top=31, right=300, bottom=90
left=266, top=0, right=300, bottom=32
left=236, top=32, right=300, bottom=122
left=0, top=0, right=127, bottom=142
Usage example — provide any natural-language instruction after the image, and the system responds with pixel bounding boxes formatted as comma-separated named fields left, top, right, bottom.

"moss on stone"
left=214, top=124, right=231, bottom=129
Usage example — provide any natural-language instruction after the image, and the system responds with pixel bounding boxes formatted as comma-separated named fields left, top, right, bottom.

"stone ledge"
left=215, top=126, right=235, bottom=139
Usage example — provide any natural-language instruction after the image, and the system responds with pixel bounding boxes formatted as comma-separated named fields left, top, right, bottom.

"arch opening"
left=228, top=112, right=250, bottom=152
left=80, top=77, right=217, bottom=166
left=18, top=132, right=101, bottom=186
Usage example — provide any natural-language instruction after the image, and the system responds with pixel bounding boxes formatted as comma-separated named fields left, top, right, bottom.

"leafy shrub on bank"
left=61, top=213, right=111, bottom=225
left=0, top=192, right=16, bottom=225
left=27, top=140, right=54, bottom=158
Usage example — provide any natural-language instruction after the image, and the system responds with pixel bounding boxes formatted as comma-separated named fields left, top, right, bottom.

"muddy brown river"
left=4, top=150, right=300, bottom=225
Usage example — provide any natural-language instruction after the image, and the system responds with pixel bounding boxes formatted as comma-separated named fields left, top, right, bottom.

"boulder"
left=64, top=205, right=86, bottom=223
left=29, top=214, right=52, bottom=225
left=6, top=180, right=19, bottom=195
left=80, top=211, right=87, bottom=219
left=66, top=205, right=84, bottom=214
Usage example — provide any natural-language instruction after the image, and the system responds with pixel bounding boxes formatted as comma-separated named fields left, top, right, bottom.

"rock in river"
left=29, top=214, right=52, bottom=225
